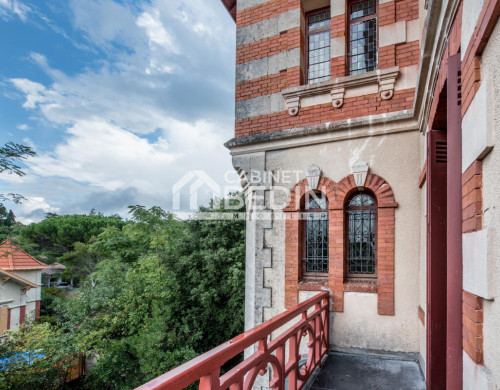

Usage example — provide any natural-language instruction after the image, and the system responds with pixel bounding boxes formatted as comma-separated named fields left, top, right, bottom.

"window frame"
left=301, top=191, right=329, bottom=279
left=346, top=0, right=379, bottom=76
left=344, top=191, right=378, bottom=280
left=305, top=6, right=332, bottom=85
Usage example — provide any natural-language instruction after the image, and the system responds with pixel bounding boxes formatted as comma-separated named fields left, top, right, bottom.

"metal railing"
left=136, top=292, right=329, bottom=390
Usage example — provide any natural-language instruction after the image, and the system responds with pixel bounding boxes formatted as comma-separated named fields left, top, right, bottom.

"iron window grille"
left=348, top=0, right=377, bottom=75
left=302, top=192, right=329, bottom=274
left=345, top=192, right=377, bottom=278
left=306, top=8, right=331, bottom=84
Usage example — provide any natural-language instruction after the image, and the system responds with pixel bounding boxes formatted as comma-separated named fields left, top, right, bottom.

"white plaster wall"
left=0, top=281, right=23, bottom=306
left=477, top=19, right=500, bottom=390
left=461, top=0, right=486, bottom=61
left=11, top=270, right=42, bottom=302
left=9, top=306, right=20, bottom=331
left=264, top=130, right=422, bottom=353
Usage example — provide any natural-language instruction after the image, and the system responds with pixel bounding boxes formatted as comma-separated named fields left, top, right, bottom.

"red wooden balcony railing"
left=136, top=292, right=329, bottom=390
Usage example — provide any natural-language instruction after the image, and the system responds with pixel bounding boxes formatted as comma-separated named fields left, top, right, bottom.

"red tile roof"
left=0, top=239, right=48, bottom=271
left=220, top=0, right=236, bottom=21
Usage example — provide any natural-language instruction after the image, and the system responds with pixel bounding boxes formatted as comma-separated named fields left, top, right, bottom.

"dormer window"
left=348, top=0, right=377, bottom=75
left=306, top=8, right=331, bottom=84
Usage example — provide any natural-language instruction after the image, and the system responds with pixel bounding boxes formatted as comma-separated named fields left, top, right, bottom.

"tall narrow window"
left=302, top=192, right=329, bottom=274
left=348, top=0, right=377, bottom=75
left=306, top=8, right=331, bottom=84
left=345, top=192, right=377, bottom=278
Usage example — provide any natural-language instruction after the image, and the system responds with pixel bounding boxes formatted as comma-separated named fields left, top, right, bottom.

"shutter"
left=0, top=306, right=8, bottom=335
left=446, top=52, right=463, bottom=389
left=426, top=129, right=447, bottom=389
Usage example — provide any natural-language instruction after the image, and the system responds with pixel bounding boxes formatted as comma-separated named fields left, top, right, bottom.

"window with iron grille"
left=306, top=8, right=331, bottom=84
left=348, top=0, right=377, bottom=75
left=302, top=192, right=329, bottom=274
left=345, top=192, right=377, bottom=278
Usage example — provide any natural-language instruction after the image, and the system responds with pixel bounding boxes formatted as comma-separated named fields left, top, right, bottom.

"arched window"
left=345, top=192, right=377, bottom=278
left=302, top=192, right=329, bottom=275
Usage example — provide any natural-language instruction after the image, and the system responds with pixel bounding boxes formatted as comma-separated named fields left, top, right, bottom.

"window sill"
left=298, top=278, right=329, bottom=291
left=282, top=66, right=399, bottom=116
left=343, top=279, right=377, bottom=293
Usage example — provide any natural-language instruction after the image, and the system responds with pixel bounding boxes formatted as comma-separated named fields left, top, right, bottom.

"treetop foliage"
left=1, top=195, right=246, bottom=390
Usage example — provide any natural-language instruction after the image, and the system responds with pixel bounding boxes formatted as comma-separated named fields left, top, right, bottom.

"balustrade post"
left=288, top=334, right=298, bottom=390
left=199, top=369, right=220, bottom=390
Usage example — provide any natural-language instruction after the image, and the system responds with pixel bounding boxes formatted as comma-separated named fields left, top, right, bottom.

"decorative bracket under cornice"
left=282, top=66, right=400, bottom=115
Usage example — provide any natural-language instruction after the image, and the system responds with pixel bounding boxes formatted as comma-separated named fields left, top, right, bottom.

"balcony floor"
left=307, top=352, right=426, bottom=390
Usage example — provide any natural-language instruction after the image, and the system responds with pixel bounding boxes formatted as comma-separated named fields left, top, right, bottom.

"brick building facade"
left=221, top=0, right=500, bottom=388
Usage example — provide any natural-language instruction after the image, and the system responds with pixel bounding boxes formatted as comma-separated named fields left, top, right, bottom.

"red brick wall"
left=237, top=27, right=301, bottom=64
left=235, top=0, right=421, bottom=138
left=236, top=0, right=299, bottom=28
left=395, top=0, right=419, bottom=22
left=463, top=290, right=484, bottom=364
left=284, top=173, right=397, bottom=315
left=379, top=1, right=396, bottom=26
left=462, top=160, right=482, bottom=233
left=236, top=88, right=415, bottom=137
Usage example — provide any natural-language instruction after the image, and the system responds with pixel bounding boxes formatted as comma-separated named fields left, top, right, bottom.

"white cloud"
left=9, top=78, right=48, bottom=109
left=137, top=9, right=178, bottom=53
left=4, top=0, right=236, bottom=221
left=16, top=123, right=29, bottom=130
left=15, top=196, right=60, bottom=224
left=0, top=0, right=31, bottom=21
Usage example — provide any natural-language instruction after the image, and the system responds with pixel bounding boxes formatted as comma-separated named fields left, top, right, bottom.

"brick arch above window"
left=283, top=176, right=337, bottom=212
left=332, top=173, right=398, bottom=209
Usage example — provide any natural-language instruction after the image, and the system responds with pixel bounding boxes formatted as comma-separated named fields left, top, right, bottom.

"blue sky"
left=0, top=0, right=236, bottom=223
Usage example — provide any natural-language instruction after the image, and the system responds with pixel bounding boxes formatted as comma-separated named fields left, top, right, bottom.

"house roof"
left=0, top=269, right=39, bottom=289
left=42, top=262, right=66, bottom=275
left=220, top=0, right=236, bottom=21
left=0, top=239, right=48, bottom=271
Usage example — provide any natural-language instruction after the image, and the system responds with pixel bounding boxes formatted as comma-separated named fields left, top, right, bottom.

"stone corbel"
left=379, top=70, right=398, bottom=100
left=331, top=87, right=345, bottom=109
left=281, top=66, right=399, bottom=115
left=284, top=96, right=300, bottom=116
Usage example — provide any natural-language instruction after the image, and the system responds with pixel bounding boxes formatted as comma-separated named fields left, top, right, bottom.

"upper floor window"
left=306, top=8, right=331, bottom=84
left=348, top=0, right=377, bottom=75
left=302, top=192, right=328, bottom=274
left=345, top=192, right=377, bottom=278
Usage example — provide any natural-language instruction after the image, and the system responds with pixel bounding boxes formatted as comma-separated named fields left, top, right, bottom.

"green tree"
left=1, top=196, right=246, bottom=390
left=18, top=214, right=125, bottom=262
left=0, top=323, right=78, bottom=390
left=0, top=142, right=36, bottom=206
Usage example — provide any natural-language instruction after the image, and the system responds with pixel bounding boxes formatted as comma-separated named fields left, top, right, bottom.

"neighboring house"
left=0, top=239, right=48, bottom=333
left=42, top=262, right=66, bottom=287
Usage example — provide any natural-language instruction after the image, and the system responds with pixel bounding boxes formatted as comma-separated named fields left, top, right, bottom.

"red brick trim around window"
left=462, top=160, right=482, bottom=233
left=284, top=173, right=397, bottom=315
left=463, top=290, right=484, bottom=364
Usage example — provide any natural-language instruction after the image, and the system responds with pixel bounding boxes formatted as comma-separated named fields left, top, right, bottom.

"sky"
left=0, top=0, right=237, bottom=223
